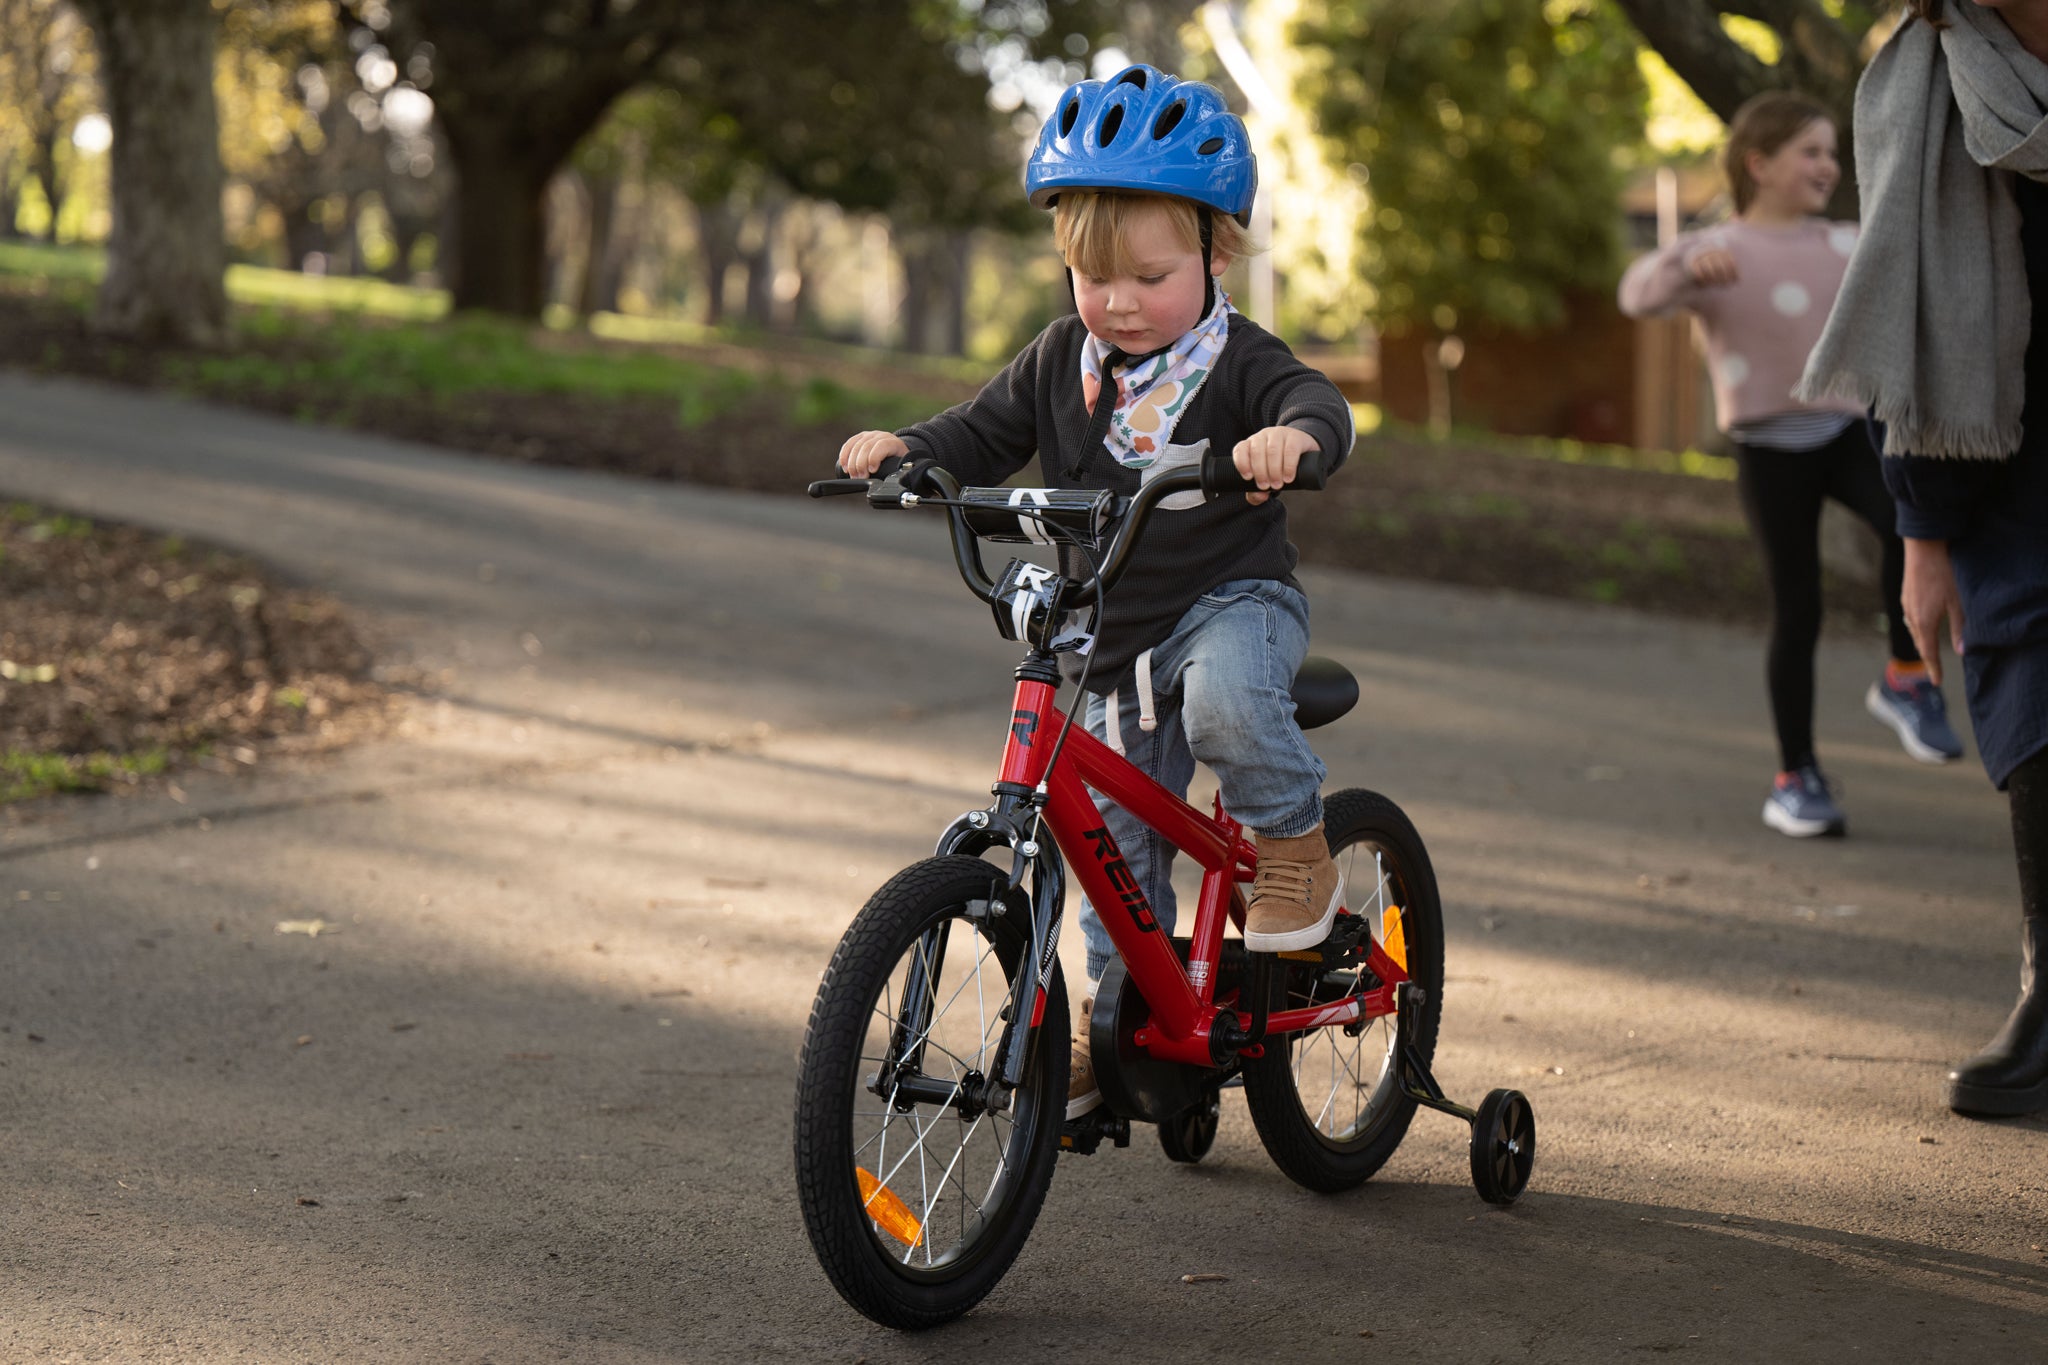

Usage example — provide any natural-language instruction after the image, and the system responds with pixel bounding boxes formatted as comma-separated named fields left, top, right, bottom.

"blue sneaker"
left=1764, top=764, right=1846, bottom=838
left=1865, top=673, right=1964, bottom=764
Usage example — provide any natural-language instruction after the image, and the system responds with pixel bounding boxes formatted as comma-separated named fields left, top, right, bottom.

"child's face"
left=1072, top=204, right=1226, bottom=355
left=1746, top=118, right=1839, bottom=217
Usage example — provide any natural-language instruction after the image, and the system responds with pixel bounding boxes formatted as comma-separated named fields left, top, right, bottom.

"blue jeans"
left=1076, top=578, right=1325, bottom=982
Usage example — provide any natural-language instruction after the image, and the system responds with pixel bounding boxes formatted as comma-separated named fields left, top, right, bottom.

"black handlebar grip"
left=1198, top=449, right=1329, bottom=495
left=806, top=478, right=870, bottom=497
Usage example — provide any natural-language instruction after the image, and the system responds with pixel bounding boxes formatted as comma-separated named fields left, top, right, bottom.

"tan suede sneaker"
left=1066, top=994, right=1102, bottom=1119
left=1244, top=826, right=1345, bottom=952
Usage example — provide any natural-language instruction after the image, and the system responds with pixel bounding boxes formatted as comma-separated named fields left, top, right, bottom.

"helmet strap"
left=1199, top=207, right=1215, bottom=317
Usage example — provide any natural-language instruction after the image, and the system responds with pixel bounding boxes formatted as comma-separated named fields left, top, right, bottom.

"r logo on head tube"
left=1011, top=710, right=1038, bottom=747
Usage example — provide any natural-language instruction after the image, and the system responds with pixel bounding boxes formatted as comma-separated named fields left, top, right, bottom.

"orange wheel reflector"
left=1382, top=905, right=1408, bottom=972
left=856, top=1166, right=924, bottom=1248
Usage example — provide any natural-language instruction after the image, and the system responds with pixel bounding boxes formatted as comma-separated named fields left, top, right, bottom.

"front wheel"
left=793, top=856, right=1069, bottom=1329
left=1240, top=789, right=1446, bottom=1193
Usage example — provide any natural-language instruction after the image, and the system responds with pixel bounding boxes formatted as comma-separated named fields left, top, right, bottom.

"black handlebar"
left=806, top=449, right=1330, bottom=610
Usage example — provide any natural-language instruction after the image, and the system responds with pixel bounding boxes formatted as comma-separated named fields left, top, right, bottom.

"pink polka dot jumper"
left=1619, top=218, right=1866, bottom=432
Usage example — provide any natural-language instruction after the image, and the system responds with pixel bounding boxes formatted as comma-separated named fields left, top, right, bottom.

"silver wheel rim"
left=850, top=913, right=1034, bottom=1273
left=1287, top=839, right=1407, bottom=1147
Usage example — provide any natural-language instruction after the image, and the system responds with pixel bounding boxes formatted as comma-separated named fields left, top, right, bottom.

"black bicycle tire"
left=793, top=855, right=1070, bottom=1329
left=1239, top=788, right=1446, bottom=1193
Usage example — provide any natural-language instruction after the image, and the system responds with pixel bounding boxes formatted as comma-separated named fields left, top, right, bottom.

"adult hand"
left=1233, top=426, right=1321, bottom=506
left=838, top=430, right=909, bottom=477
left=1686, top=248, right=1739, bottom=287
left=1902, top=537, right=1966, bottom=686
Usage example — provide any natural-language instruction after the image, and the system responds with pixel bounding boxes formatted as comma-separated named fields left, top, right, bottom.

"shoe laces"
left=1252, top=856, right=1316, bottom=909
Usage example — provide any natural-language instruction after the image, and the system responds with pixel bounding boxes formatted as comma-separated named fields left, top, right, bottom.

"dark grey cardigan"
left=896, top=312, right=1354, bottom=695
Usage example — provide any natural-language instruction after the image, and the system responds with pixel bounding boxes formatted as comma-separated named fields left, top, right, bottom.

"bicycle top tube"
left=805, top=449, right=1330, bottom=610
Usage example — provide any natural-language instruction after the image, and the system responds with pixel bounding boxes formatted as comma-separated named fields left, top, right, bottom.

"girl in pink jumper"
left=1620, top=91, right=1962, bottom=839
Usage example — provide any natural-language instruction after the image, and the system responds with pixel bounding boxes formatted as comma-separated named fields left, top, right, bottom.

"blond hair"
left=1052, top=191, right=1259, bottom=278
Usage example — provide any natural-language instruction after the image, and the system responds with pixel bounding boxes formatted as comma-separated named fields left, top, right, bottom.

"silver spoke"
left=843, top=901, right=1042, bottom=1271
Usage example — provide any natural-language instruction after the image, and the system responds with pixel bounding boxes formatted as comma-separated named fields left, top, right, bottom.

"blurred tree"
left=1295, top=0, right=1648, bottom=337
left=0, top=0, right=97, bottom=241
left=365, top=0, right=1112, bottom=319
left=71, top=0, right=227, bottom=345
left=655, top=0, right=1061, bottom=344
left=217, top=1, right=446, bottom=278
left=1610, top=1, right=1890, bottom=215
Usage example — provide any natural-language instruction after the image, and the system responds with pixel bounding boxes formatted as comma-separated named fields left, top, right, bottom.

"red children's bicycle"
left=792, top=455, right=1536, bottom=1329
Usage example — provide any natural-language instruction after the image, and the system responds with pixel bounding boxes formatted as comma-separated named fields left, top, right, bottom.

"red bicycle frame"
left=999, top=673, right=1409, bottom=1068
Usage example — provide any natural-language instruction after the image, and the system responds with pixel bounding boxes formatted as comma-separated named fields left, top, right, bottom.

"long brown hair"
left=1722, top=91, right=1835, bottom=214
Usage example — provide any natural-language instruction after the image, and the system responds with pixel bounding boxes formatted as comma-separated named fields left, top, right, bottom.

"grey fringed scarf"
left=1797, top=5, right=2048, bottom=459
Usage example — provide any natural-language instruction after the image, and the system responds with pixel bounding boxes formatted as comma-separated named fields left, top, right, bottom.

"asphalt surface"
left=1, top=372, right=2044, bottom=1363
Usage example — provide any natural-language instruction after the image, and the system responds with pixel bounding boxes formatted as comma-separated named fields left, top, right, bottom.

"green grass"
left=1, top=748, right=170, bottom=802
left=1, top=241, right=938, bottom=431
left=1359, top=405, right=1738, bottom=482
left=0, top=240, right=449, bottom=319
left=159, top=308, right=935, bottom=430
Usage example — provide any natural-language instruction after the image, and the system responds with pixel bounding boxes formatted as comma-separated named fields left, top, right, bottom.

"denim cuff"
left=1254, top=793, right=1326, bottom=841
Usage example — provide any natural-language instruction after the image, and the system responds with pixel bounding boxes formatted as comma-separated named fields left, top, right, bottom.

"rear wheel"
left=1241, top=789, right=1445, bottom=1193
left=1157, top=1094, right=1220, bottom=1164
left=793, top=856, right=1069, bottom=1329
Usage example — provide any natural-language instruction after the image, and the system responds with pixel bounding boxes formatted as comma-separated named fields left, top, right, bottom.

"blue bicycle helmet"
left=1025, top=65, right=1257, bottom=227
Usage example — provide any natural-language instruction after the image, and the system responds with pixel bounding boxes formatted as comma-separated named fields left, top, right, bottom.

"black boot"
left=1949, top=917, right=2048, bottom=1116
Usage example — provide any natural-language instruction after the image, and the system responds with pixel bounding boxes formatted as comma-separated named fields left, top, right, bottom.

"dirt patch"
left=0, top=502, right=395, bottom=800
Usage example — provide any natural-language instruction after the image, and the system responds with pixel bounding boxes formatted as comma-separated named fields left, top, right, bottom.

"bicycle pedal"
left=1058, top=1111, right=1129, bottom=1155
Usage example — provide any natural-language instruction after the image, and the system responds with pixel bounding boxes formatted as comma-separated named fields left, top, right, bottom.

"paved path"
left=1, top=373, right=2043, bottom=1362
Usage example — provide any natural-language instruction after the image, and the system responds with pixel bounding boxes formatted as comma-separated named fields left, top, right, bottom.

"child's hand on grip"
left=1233, top=426, right=1321, bottom=505
left=839, top=430, right=910, bottom=477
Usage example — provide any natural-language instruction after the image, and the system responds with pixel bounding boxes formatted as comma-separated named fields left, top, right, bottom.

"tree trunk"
left=438, top=117, right=553, bottom=317
left=576, top=169, right=621, bottom=316
left=281, top=203, right=328, bottom=273
left=943, top=230, right=971, bottom=358
left=0, top=155, right=20, bottom=240
left=693, top=199, right=739, bottom=327
left=30, top=130, right=61, bottom=241
left=897, top=230, right=933, bottom=355
left=73, top=0, right=227, bottom=346
left=740, top=199, right=783, bottom=331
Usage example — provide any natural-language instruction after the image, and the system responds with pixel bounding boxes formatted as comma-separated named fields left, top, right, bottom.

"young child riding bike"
left=836, top=65, right=1355, bottom=1121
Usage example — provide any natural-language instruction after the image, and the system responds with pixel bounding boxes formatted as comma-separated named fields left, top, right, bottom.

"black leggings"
left=1735, top=422, right=1918, bottom=772
left=2014, top=749, right=2047, bottom=922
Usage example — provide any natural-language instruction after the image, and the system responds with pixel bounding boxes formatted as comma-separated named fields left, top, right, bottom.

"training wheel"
left=1468, top=1088, right=1535, bottom=1205
left=1158, top=1095, right=1220, bottom=1165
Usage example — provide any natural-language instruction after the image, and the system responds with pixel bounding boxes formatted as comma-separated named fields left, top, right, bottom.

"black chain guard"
left=1090, top=939, right=1238, bottom=1125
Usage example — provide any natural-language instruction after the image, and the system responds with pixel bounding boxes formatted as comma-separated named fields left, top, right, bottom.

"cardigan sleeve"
left=1882, top=451, right=2007, bottom=540
left=893, top=323, right=1058, bottom=486
left=1232, top=325, right=1356, bottom=476
left=1618, top=232, right=1719, bottom=320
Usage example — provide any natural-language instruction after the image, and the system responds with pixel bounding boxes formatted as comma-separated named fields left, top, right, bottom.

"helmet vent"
left=1197, top=136, right=1225, bottom=156
left=1059, top=97, right=1080, bottom=138
left=1152, top=101, right=1187, bottom=140
left=1115, top=68, right=1147, bottom=89
left=1100, top=105, right=1125, bottom=146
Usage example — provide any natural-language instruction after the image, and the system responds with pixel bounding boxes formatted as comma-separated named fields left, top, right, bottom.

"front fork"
left=926, top=794, right=1067, bottom=1105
